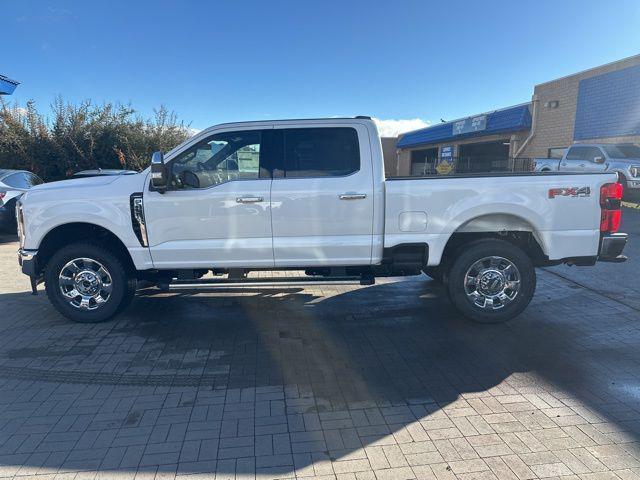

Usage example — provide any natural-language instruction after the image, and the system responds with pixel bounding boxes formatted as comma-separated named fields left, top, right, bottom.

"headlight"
left=630, top=166, right=640, bottom=177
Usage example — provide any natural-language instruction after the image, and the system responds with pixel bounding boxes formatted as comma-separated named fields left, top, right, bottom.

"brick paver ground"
left=1, top=235, right=640, bottom=480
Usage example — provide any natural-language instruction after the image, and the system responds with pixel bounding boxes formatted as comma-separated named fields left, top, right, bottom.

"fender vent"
left=130, top=193, right=148, bottom=247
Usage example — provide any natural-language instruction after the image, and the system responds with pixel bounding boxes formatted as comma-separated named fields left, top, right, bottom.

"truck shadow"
left=0, top=274, right=639, bottom=475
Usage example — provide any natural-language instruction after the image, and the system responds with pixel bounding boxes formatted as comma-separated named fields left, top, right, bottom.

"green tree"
left=0, top=98, right=191, bottom=181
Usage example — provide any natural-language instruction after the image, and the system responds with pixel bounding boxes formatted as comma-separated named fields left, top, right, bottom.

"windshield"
left=603, top=144, right=640, bottom=159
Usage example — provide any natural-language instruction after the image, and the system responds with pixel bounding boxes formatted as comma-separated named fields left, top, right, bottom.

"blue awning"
left=0, top=75, right=19, bottom=95
left=397, top=103, right=532, bottom=148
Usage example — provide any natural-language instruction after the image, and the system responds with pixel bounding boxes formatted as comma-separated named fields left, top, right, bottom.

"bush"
left=0, top=97, right=191, bottom=181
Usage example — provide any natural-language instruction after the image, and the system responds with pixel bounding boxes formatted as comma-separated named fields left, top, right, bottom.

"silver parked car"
left=0, top=169, right=44, bottom=233
left=534, top=144, right=640, bottom=195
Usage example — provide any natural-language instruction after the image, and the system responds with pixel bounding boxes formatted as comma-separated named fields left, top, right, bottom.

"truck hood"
left=609, top=157, right=640, bottom=164
left=29, top=175, right=123, bottom=192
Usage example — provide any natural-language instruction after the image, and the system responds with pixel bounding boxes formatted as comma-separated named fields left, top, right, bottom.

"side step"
left=161, top=275, right=375, bottom=290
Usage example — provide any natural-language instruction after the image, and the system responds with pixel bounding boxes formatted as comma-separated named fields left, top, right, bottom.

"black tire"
left=423, top=266, right=445, bottom=283
left=118, top=276, right=138, bottom=313
left=446, top=239, right=536, bottom=324
left=44, top=242, right=134, bottom=323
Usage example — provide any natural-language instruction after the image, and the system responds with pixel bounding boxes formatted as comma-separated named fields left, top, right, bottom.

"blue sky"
left=3, top=0, right=640, bottom=133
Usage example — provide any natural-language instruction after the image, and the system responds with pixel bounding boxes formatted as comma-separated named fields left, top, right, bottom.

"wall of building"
left=380, top=137, right=399, bottom=177
left=520, top=54, right=640, bottom=158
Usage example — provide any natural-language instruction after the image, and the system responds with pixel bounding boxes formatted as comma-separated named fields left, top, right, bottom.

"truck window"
left=281, top=127, right=360, bottom=178
left=566, top=146, right=602, bottom=162
left=169, top=130, right=266, bottom=189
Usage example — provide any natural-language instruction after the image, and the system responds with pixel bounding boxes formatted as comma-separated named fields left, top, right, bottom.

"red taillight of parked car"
left=0, top=192, right=5, bottom=205
left=600, top=182, right=623, bottom=233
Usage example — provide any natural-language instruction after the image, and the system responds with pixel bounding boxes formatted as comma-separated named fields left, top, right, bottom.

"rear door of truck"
left=269, top=122, right=375, bottom=266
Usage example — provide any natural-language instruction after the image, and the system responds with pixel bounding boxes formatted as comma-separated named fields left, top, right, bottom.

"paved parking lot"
left=1, top=209, right=640, bottom=480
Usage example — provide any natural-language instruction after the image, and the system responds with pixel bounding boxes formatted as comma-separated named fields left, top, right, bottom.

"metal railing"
left=405, top=157, right=535, bottom=177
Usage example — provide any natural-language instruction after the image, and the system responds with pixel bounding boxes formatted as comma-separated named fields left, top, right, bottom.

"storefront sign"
left=440, top=145, right=453, bottom=159
left=436, top=160, right=453, bottom=175
left=453, top=115, right=487, bottom=136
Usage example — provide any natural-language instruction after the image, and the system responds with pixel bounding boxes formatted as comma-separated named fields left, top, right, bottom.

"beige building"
left=520, top=54, right=640, bottom=159
left=394, top=54, right=640, bottom=176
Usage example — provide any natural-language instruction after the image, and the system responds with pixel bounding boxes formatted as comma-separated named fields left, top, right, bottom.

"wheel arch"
left=440, top=213, right=548, bottom=267
left=37, top=222, right=136, bottom=276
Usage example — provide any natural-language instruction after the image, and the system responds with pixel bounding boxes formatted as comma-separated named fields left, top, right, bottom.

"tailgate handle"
left=339, top=193, right=367, bottom=200
left=236, top=196, right=263, bottom=204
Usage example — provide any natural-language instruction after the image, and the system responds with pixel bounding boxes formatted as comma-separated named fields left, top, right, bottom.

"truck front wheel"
left=446, top=239, right=536, bottom=323
left=44, top=242, right=135, bottom=323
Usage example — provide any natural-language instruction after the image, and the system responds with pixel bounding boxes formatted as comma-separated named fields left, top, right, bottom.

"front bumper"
left=598, top=233, right=628, bottom=262
left=19, top=248, right=38, bottom=277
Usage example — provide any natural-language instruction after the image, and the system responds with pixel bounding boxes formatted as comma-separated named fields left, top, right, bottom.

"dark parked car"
left=71, top=169, right=137, bottom=178
left=0, top=169, right=43, bottom=233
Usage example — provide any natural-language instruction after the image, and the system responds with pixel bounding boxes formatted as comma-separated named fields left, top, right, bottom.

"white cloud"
left=372, top=118, right=430, bottom=138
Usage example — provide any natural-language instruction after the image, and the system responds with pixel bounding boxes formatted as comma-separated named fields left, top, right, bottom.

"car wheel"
left=44, top=242, right=133, bottom=323
left=447, top=239, right=536, bottom=324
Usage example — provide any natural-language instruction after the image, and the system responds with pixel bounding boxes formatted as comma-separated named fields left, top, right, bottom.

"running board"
left=162, top=275, right=375, bottom=290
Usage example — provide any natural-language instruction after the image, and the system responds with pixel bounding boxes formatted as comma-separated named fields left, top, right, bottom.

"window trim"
left=272, top=126, right=362, bottom=180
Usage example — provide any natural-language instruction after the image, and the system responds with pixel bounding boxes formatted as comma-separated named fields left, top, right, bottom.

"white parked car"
left=0, top=169, right=43, bottom=233
left=17, top=118, right=627, bottom=324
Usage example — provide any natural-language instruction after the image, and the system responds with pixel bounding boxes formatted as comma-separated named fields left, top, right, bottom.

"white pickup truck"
left=16, top=118, right=628, bottom=324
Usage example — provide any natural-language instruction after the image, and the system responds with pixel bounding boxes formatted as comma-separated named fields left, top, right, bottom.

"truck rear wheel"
left=446, top=239, right=536, bottom=323
left=44, top=242, right=134, bottom=323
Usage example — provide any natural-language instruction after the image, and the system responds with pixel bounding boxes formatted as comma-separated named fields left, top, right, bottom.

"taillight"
left=600, top=182, right=623, bottom=233
left=0, top=191, right=5, bottom=202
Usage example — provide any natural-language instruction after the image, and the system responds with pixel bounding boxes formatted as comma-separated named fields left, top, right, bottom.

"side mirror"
left=594, top=156, right=605, bottom=164
left=150, top=151, right=167, bottom=192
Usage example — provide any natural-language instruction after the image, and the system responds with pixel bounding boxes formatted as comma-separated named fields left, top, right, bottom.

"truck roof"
left=210, top=116, right=373, bottom=128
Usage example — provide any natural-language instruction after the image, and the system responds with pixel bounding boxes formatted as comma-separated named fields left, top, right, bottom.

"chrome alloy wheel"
left=58, top=258, right=113, bottom=310
left=464, top=256, right=521, bottom=310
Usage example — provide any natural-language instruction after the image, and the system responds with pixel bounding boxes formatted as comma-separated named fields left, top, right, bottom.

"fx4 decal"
left=548, top=186, right=591, bottom=199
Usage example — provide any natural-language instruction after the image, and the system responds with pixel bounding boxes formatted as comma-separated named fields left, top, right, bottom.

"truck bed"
left=383, top=171, right=618, bottom=265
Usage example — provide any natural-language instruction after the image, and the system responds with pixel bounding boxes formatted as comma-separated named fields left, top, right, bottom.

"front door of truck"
left=144, top=127, right=275, bottom=269
left=269, top=124, right=374, bottom=267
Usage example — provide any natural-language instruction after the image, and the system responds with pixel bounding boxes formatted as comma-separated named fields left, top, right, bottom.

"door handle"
left=579, top=164, right=585, bottom=167
left=339, top=193, right=367, bottom=200
left=236, top=196, right=263, bottom=204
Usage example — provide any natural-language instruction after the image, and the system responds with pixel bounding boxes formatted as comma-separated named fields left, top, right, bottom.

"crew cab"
left=534, top=143, right=640, bottom=194
left=16, top=118, right=628, bottom=324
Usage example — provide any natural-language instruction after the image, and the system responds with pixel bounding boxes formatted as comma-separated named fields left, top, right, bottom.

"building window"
left=410, top=148, right=438, bottom=176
